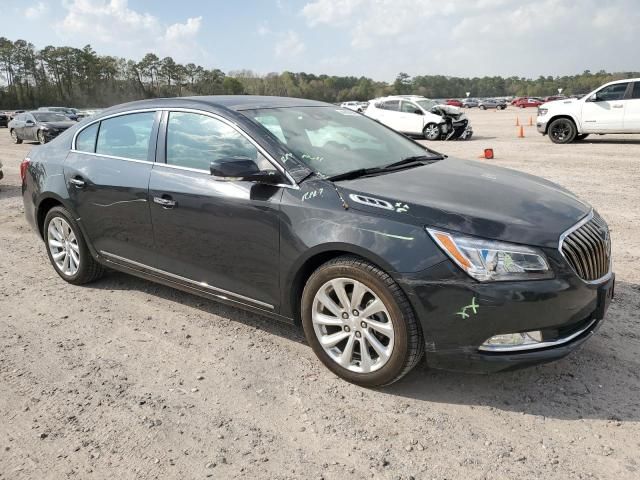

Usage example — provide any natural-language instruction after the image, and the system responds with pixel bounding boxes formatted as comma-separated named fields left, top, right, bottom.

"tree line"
left=1, top=37, right=638, bottom=109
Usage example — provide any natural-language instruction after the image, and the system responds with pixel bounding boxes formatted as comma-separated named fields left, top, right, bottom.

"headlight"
left=537, top=107, right=548, bottom=116
left=427, top=229, right=552, bottom=281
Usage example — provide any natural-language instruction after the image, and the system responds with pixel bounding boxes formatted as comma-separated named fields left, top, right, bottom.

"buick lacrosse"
left=22, top=96, right=614, bottom=386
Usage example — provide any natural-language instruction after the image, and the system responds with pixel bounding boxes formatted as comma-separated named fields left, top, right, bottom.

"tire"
left=44, top=206, right=105, bottom=285
left=10, top=129, right=22, bottom=144
left=479, top=105, right=486, bottom=110
left=37, top=130, right=47, bottom=145
left=301, top=256, right=424, bottom=387
left=422, top=123, right=441, bottom=141
left=574, top=134, right=589, bottom=141
left=548, top=118, right=577, bottom=144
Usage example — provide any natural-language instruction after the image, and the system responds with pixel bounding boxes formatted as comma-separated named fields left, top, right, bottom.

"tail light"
left=20, top=157, right=30, bottom=183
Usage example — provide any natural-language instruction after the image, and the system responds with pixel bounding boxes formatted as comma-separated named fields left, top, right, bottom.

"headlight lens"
left=537, top=107, right=548, bottom=116
left=427, top=229, right=552, bottom=281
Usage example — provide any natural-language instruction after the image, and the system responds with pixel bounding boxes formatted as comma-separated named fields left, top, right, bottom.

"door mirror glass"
left=210, top=158, right=283, bottom=184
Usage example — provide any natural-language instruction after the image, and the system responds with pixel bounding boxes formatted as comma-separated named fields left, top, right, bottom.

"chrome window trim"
left=558, top=209, right=612, bottom=285
left=71, top=107, right=298, bottom=190
left=70, top=150, right=154, bottom=165
left=478, top=318, right=598, bottom=353
left=100, top=251, right=274, bottom=310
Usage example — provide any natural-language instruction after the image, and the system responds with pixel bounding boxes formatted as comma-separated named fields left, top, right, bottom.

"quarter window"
left=632, top=82, right=640, bottom=99
left=96, top=112, right=156, bottom=161
left=166, top=112, right=261, bottom=171
left=75, top=123, right=99, bottom=153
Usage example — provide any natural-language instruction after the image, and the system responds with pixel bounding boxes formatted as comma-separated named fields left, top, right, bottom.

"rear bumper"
left=396, top=255, right=614, bottom=374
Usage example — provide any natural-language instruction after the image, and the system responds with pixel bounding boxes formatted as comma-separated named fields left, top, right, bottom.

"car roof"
left=100, top=95, right=330, bottom=114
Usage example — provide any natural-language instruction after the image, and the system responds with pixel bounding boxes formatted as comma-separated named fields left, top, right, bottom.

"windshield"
left=242, top=106, right=437, bottom=177
left=33, top=113, right=68, bottom=122
left=414, top=99, right=438, bottom=111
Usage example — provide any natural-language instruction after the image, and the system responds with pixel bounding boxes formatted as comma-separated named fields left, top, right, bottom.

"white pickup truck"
left=537, top=78, right=640, bottom=143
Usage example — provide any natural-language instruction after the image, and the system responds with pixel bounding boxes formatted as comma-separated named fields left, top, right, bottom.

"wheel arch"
left=544, top=114, right=580, bottom=134
left=284, top=244, right=398, bottom=325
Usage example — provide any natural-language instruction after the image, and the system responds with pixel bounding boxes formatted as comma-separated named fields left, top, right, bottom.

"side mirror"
left=25, top=120, right=35, bottom=126
left=210, top=158, right=284, bottom=185
left=588, top=93, right=599, bottom=102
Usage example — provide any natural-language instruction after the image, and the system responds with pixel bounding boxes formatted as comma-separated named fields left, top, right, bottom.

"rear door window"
left=96, top=112, right=156, bottom=161
left=631, top=82, right=640, bottom=99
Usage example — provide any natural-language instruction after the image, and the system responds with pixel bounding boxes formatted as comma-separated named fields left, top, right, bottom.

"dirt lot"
left=1, top=109, right=639, bottom=480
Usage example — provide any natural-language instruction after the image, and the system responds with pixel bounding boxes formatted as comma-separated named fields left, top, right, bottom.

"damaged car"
left=365, top=95, right=473, bottom=141
left=22, top=96, right=613, bottom=387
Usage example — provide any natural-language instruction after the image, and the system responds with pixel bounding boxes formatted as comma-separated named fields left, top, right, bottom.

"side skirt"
left=98, top=251, right=295, bottom=326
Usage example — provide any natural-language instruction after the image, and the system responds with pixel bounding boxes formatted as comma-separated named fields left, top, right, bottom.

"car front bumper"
left=536, top=119, right=547, bottom=134
left=396, top=254, right=614, bottom=373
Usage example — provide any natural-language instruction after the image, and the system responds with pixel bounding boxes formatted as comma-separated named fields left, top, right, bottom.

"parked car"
left=340, top=101, right=366, bottom=113
left=365, top=95, right=472, bottom=140
left=9, top=111, right=76, bottom=144
left=445, top=99, right=463, bottom=107
left=537, top=78, right=640, bottom=143
left=21, top=95, right=614, bottom=386
left=478, top=98, right=507, bottom=110
left=38, top=107, right=79, bottom=121
left=514, top=98, right=544, bottom=108
left=0, top=112, right=8, bottom=127
left=462, top=98, right=479, bottom=108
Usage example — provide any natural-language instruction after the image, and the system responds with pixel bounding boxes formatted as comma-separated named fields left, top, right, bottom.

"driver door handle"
left=612, top=104, right=624, bottom=108
left=69, top=177, right=85, bottom=188
left=153, top=196, right=176, bottom=208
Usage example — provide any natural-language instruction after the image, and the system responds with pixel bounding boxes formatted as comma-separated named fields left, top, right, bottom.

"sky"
left=3, top=0, right=639, bottom=81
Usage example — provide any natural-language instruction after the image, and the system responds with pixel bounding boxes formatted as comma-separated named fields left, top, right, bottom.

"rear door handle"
left=153, top=196, right=176, bottom=208
left=69, top=177, right=85, bottom=188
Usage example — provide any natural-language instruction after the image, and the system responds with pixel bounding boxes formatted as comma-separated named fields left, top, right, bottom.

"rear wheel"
left=10, top=129, right=22, bottom=144
left=548, top=118, right=577, bottom=144
left=301, top=256, right=424, bottom=387
left=479, top=105, right=486, bottom=110
left=44, top=206, right=105, bottom=285
left=422, top=123, right=441, bottom=141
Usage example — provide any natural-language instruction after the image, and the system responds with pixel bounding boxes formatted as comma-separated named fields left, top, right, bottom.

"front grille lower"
left=560, top=211, right=611, bottom=281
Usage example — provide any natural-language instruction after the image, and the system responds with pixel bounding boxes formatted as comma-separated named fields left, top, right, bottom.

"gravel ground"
left=0, top=109, right=639, bottom=480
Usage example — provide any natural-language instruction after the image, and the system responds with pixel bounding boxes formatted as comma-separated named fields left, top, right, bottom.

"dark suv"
left=21, top=96, right=614, bottom=386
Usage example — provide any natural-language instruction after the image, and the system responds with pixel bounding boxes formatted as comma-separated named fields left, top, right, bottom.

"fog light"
left=479, top=330, right=543, bottom=352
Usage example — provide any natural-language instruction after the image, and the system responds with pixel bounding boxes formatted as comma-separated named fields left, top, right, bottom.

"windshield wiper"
left=327, top=154, right=445, bottom=182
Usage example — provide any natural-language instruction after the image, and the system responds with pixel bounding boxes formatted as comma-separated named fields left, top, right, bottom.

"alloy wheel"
left=550, top=121, right=572, bottom=142
left=311, top=278, right=395, bottom=373
left=47, top=217, right=81, bottom=276
left=38, top=130, right=46, bottom=144
left=423, top=124, right=440, bottom=141
left=11, top=130, right=18, bottom=142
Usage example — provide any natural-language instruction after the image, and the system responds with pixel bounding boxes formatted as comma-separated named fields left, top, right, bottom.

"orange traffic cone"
left=518, top=126, right=525, bottom=138
left=528, top=116, right=533, bottom=126
left=515, top=117, right=520, bottom=126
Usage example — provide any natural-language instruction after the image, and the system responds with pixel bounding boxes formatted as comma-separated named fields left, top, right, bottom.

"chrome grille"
left=560, top=211, right=611, bottom=282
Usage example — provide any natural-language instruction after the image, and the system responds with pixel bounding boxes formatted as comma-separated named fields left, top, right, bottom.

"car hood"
left=336, top=158, right=590, bottom=248
left=40, top=121, right=75, bottom=129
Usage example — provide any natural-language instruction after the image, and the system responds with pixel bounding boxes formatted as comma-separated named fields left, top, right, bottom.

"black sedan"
left=9, top=111, right=76, bottom=144
left=21, top=96, right=614, bottom=387
left=0, top=112, right=8, bottom=128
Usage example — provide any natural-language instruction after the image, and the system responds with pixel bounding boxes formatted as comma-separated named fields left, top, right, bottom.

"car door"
left=623, top=82, right=640, bottom=132
left=581, top=82, right=630, bottom=132
left=398, top=101, right=424, bottom=134
left=64, top=110, right=159, bottom=266
left=24, top=113, right=38, bottom=140
left=12, top=113, right=26, bottom=138
left=375, top=100, right=402, bottom=132
left=148, top=110, right=283, bottom=311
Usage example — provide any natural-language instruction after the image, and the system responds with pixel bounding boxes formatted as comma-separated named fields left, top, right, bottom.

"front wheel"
left=301, top=256, right=424, bottom=387
left=38, top=130, right=47, bottom=145
left=10, top=129, right=22, bottom=144
left=548, top=118, right=577, bottom=144
left=422, top=123, right=441, bottom=141
left=479, top=105, right=486, bottom=110
left=44, top=206, right=105, bottom=285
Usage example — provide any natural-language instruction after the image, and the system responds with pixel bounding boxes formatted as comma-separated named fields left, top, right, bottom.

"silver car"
left=462, top=98, right=479, bottom=108
left=478, top=99, right=507, bottom=110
